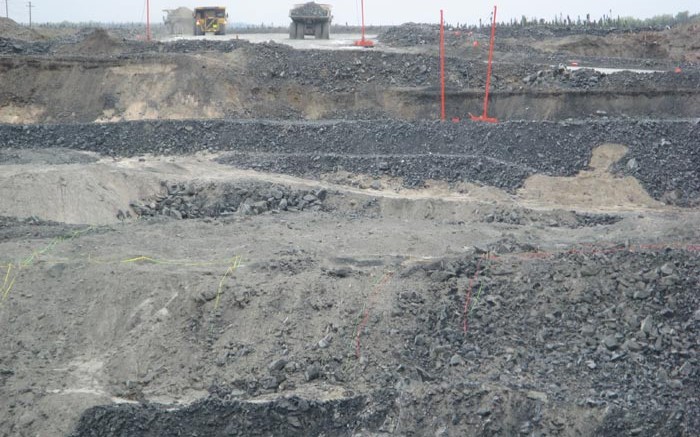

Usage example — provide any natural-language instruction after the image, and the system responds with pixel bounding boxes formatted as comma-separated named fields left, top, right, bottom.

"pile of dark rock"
left=479, top=206, right=622, bottom=228
left=125, top=181, right=329, bottom=220
left=378, top=23, right=442, bottom=46
left=0, top=37, right=24, bottom=54
left=522, top=65, right=605, bottom=89
left=575, top=212, right=624, bottom=227
left=159, top=38, right=249, bottom=54
left=0, top=28, right=247, bottom=58
left=395, top=248, right=699, bottom=434
left=70, top=390, right=395, bottom=436
left=218, top=151, right=533, bottom=192
left=520, top=65, right=699, bottom=91
left=0, top=37, right=51, bottom=55
left=0, top=216, right=79, bottom=242
left=245, top=42, right=468, bottom=90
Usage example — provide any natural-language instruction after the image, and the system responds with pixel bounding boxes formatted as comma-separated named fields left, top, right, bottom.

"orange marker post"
left=354, top=0, right=374, bottom=47
left=470, top=5, right=498, bottom=123
left=440, top=10, right=446, bottom=121
left=146, top=0, right=151, bottom=42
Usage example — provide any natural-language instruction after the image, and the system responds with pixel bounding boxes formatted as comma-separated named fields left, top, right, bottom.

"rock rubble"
left=127, top=181, right=328, bottom=220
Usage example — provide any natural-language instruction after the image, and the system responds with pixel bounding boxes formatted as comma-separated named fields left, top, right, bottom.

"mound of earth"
left=55, top=28, right=127, bottom=56
left=527, top=17, right=700, bottom=63
left=666, top=17, right=700, bottom=62
left=0, top=17, right=44, bottom=41
left=379, top=23, right=442, bottom=46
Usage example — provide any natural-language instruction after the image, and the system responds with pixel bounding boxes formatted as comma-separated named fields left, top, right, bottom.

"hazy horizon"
left=4, top=0, right=699, bottom=26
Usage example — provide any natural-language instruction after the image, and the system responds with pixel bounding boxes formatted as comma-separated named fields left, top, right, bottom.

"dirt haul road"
left=0, top=18, right=699, bottom=437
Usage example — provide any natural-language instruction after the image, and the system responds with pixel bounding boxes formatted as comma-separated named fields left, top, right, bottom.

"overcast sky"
left=7, top=0, right=699, bottom=26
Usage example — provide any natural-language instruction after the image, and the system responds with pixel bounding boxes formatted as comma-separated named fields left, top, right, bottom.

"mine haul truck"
left=194, top=6, right=227, bottom=36
left=289, top=2, right=332, bottom=40
left=164, top=7, right=194, bottom=35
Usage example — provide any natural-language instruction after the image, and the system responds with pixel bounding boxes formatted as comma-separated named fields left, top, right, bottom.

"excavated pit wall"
left=2, top=38, right=699, bottom=123
left=400, top=88, right=700, bottom=121
left=1, top=119, right=698, bottom=205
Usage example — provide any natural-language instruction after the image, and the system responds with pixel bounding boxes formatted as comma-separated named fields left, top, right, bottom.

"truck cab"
left=194, top=6, right=228, bottom=36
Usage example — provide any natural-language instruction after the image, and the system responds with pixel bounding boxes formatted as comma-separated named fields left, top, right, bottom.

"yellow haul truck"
left=194, top=6, right=227, bottom=36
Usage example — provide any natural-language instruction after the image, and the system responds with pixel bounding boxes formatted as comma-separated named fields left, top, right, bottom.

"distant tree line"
left=493, top=10, right=696, bottom=30
left=33, top=21, right=158, bottom=29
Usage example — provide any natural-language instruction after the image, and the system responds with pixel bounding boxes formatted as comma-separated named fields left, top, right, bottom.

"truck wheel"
left=296, top=23, right=305, bottom=39
left=290, top=23, right=296, bottom=39
left=322, top=22, right=330, bottom=39
left=314, top=23, right=323, bottom=39
left=216, top=25, right=226, bottom=36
